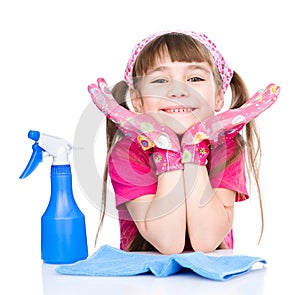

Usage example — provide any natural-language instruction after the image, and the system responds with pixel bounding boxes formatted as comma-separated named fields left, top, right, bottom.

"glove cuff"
left=182, top=140, right=210, bottom=166
left=152, top=148, right=183, bottom=175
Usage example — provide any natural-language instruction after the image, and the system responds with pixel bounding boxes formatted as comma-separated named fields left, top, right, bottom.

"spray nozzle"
left=28, top=130, right=41, bottom=141
left=20, top=130, right=72, bottom=179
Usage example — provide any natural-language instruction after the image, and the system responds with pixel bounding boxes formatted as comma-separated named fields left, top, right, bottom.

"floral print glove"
left=88, top=78, right=183, bottom=175
left=181, top=83, right=280, bottom=165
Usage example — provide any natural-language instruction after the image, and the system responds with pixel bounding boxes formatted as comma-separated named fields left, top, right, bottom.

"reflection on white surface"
left=42, top=263, right=266, bottom=295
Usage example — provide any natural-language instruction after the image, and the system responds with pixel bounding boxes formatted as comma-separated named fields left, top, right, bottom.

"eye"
left=188, top=76, right=204, bottom=82
left=151, top=78, right=169, bottom=84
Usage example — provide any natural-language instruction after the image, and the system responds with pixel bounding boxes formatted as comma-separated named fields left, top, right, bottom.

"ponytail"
left=230, top=72, right=263, bottom=244
left=94, top=81, right=129, bottom=246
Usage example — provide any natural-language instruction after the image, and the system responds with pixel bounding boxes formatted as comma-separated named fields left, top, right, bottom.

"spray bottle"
left=20, top=130, right=88, bottom=264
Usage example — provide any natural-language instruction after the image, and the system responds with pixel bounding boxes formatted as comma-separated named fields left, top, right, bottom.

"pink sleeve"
left=109, top=137, right=248, bottom=209
left=208, top=139, right=249, bottom=202
left=108, top=138, right=158, bottom=208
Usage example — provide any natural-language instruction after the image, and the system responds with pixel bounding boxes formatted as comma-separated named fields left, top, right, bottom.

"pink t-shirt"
left=108, top=137, right=249, bottom=251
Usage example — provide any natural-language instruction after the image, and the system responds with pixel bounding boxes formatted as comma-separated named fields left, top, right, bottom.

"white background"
left=1, top=0, right=299, bottom=293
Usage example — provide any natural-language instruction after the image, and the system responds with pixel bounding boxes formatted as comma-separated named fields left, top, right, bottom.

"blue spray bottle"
left=20, top=130, right=88, bottom=264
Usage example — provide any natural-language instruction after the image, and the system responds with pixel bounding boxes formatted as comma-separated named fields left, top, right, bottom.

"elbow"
left=156, top=238, right=185, bottom=255
left=139, top=224, right=186, bottom=255
left=143, top=231, right=185, bottom=255
left=190, top=237, right=221, bottom=253
left=191, top=244, right=216, bottom=253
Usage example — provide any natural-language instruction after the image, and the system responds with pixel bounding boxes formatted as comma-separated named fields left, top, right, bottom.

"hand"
left=88, top=78, right=183, bottom=174
left=181, top=83, right=280, bottom=165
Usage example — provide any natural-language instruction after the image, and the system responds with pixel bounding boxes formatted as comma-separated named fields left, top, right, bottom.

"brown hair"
left=95, top=33, right=262, bottom=251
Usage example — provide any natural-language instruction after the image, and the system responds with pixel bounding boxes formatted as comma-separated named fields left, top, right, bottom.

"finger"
left=245, top=83, right=280, bottom=112
left=88, top=78, right=126, bottom=118
left=87, top=83, right=102, bottom=105
left=87, top=83, right=99, bottom=96
left=97, top=78, right=112, bottom=97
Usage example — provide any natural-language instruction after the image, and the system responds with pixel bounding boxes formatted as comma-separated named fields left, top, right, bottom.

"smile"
left=162, top=107, right=195, bottom=113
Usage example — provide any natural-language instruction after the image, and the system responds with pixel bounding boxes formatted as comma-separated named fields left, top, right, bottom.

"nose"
left=167, top=80, right=189, bottom=98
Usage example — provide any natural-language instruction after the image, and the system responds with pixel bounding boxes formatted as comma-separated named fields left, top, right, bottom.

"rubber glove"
left=88, top=78, right=183, bottom=175
left=181, top=83, right=280, bottom=165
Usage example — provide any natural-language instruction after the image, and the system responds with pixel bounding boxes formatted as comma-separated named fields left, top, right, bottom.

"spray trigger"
left=20, top=131, right=45, bottom=179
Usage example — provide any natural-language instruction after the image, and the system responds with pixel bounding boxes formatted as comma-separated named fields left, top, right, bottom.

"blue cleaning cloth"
left=56, top=244, right=266, bottom=281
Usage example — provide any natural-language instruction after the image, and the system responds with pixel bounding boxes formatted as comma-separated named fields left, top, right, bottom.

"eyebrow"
left=148, top=64, right=211, bottom=75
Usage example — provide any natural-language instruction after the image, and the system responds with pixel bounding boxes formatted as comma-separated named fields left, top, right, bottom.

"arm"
left=180, top=83, right=280, bottom=252
left=126, top=159, right=235, bottom=254
left=89, top=78, right=186, bottom=254
left=184, top=164, right=235, bottom=252
left=126, top=170, right=186, bottom=254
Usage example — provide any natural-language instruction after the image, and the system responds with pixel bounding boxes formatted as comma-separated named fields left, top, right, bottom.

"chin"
left=171, top=126, right=187, bottom=135
left=169, top=121, right=194, bottom=135
left=160, top=115, right=200, bottom=135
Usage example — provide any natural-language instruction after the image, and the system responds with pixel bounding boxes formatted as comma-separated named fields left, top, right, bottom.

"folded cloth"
left=56, top=245, right=266, bottom=281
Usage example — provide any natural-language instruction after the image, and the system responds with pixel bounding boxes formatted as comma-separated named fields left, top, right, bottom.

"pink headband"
left=124, top=30, right=233, bottom=92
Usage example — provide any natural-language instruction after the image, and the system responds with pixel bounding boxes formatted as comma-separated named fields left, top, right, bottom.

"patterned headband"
left=124, top=30, right=233, bottom=92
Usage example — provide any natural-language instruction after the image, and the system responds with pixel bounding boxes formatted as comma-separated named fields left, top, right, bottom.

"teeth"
left=165, top=108, right=192, bottom=113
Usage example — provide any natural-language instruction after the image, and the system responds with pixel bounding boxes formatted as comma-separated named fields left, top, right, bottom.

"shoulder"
left=108, top=138, right=158, bottom=207
left=109, top=137, right=155, bottom=177
left=209, top=138, right=244, bottom=167
left=209, top=138, right=249, bottom=202
left=110, top=137, right=149, bottom=156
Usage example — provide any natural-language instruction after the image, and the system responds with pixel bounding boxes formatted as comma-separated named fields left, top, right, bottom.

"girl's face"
left=131, top=54, right=224, bottom=134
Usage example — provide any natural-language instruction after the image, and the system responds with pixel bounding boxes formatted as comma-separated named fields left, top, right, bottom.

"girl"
left=88, top=31, right=279, bottom=254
